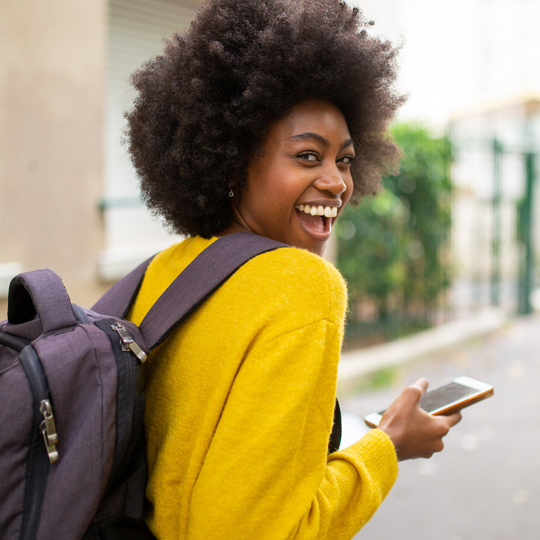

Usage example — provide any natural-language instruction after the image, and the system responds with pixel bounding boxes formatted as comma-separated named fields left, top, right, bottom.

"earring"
left=229, top=189, right=234, bottom=198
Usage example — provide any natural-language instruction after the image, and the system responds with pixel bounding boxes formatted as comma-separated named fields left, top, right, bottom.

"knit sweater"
left=129, top=235, right=398, bottom=540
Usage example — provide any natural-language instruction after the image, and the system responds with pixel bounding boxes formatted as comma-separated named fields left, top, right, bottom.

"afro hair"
left=126, top=0, right=405, bottom=238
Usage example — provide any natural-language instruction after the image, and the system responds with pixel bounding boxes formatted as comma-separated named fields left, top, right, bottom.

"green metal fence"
left=337, top=126, right=539, bottom=350
left=453, top=137, right=538, bottom=317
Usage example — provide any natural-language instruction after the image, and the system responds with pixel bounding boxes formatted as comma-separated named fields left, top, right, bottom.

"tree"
left=337, top=124, right=452, bottom=347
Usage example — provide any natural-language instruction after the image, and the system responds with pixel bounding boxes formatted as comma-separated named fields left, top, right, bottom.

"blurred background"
left=1, top=0, right=539, bottom=538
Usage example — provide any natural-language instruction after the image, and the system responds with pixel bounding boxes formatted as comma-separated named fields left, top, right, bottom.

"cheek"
left=258, top=174, right=303, bottom=210
left=241, top=175, right=290, bottom=221
left=244, top=158, right=312, bottom=221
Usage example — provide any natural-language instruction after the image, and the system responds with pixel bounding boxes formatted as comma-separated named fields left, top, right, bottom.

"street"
left=339, top=313, right=540, bottom=540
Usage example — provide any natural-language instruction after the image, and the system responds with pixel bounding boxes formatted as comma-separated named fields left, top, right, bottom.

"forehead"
left=267, top=100, right=351, bottom=142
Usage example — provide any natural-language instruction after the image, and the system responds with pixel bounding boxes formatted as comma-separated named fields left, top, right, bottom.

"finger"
left=410, top=377, right=429, bottom=395
left=445, top=412, right=462, bottom=427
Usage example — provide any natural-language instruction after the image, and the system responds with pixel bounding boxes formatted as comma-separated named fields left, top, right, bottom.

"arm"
left=187, top=319, right=397, bottom=540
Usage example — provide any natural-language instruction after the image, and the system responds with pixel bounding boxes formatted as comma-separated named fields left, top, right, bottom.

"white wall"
left=353, top=0, right=540, bottom=125
left=100, top=0, right=198, bottom=280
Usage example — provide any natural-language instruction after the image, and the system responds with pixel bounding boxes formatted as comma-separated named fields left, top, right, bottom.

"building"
left=0, top=0, right=201, bottom=316
left=2, top=0, right=538, bottom=319
left=354, top=0, right=540, bottom=127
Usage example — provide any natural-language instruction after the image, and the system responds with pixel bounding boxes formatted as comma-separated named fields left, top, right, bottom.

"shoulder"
left=130, top=236, right=214, bottom=324
left=132, top=237, right=348, bottom=331
left=228, top=246, right=349, bottom=328
left=251, top=246, right=346, bottom=297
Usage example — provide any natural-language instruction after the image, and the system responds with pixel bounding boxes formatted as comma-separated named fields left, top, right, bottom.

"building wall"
left=0, top=0, right=108, bottom=298
left=99, top=0, right=198, bottom=282
left=354, top=0, right=540, bottom=127
left=0, top=0, right=203, bottom=320
left=0, top=0, right=341, bottom=322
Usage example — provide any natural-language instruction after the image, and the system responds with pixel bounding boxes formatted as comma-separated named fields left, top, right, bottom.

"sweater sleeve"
left=187, top=317, right=398, bottom=540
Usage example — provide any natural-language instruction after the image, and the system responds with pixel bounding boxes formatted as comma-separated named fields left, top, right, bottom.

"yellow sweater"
left=129, top=236, right=398, bottom=540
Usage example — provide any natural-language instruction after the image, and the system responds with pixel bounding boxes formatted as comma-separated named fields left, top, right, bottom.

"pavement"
left=337, top=308, right=507, bottom=393
left=337, top=312, right=540, bottom=540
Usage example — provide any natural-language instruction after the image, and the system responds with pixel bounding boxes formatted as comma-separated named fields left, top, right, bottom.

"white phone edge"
left=364, top=412, right=383, bottom=428
left=453, top=375, right=493, bottom=393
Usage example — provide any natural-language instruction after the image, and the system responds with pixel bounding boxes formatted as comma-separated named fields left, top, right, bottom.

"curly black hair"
left=126, top=0, right=404, bottom=238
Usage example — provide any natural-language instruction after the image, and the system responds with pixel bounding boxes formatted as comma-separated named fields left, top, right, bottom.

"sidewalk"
left=339, top=312, right=540, bottom=540
left=338, top=308, right=507, bottom=394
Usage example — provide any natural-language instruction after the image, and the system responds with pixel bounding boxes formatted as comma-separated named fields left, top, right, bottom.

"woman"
left=127, top=1, right=461, bottom=539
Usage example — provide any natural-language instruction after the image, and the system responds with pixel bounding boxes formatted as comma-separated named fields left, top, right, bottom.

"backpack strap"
left=93, top=232, right=342, bottom=453
left=91, top=257, right=154, bottom=318
left=139, top=233, right=287, bottom=351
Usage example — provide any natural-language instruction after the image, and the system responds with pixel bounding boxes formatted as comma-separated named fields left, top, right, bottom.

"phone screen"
left=377, top=382, right=479, bottom=416
left=419, top=382, right=478, bottom=413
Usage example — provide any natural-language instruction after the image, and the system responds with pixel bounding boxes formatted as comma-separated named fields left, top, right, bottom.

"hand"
left=378, top=378, right=461, bottom=461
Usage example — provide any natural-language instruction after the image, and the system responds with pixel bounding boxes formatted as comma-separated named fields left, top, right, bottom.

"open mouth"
left=295, top=206, right=336, bottom=236
left=297, top=211, right=329, bottom=234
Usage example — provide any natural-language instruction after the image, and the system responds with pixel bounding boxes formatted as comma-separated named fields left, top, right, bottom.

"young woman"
left=126, top=1, right=461, bottom=539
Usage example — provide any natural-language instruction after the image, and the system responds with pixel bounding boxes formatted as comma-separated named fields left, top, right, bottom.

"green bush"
left=337, top=124, right=452, bottom=348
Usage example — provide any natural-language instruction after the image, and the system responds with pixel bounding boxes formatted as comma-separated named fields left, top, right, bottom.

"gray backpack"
left=0, top=233, right=293, bottom=540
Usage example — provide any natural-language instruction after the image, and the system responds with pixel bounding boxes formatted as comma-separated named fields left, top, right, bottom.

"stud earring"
left=229, top=189, right=234, bottom=198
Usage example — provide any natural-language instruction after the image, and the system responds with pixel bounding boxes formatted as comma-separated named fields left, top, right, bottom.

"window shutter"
left=100, top=0, right=196, bottom=281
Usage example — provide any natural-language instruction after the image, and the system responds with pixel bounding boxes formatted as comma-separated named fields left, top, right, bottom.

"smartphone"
left=364, top=376, right=494, bottom=428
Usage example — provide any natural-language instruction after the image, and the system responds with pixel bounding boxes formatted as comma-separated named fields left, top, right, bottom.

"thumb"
left=410, top=377, right=429, bottom=396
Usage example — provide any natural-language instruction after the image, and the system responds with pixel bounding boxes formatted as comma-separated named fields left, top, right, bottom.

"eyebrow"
left=287, top=132, right=355, bottom=151
left=340, top=138, right=355, bottom=151
left=288, top=132, right=329, bottom=147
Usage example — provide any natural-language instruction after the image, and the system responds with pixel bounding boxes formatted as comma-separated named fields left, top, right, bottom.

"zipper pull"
left=111, top=323, right=148, bottom=363
left=40, top=400, right=59, bottom=463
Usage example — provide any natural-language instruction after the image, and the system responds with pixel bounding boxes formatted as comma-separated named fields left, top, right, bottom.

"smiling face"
left=222, top=100, right=355, bottom=256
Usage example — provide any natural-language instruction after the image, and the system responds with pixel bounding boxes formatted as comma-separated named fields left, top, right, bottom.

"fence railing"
left=337, top=126, right=539, bottom=350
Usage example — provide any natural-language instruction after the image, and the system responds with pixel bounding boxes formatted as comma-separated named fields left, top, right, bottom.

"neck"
left=218, top=210, right=254, bottom=237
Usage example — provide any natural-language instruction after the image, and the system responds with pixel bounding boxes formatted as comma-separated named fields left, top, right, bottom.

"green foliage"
left=337, top=124, right=452, bottom=347
left=343, top=366, right=399, bottom=395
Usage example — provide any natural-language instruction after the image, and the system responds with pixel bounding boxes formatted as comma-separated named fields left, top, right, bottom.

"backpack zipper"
left=15, top=345, right=59, bottom=465
left=11, top=340, right=53, bottom=540
left=95, top=319, right=148, bottom=494
left=110, top=324, right=148, bottom=363
left=40, top=400, right=59, bottom=463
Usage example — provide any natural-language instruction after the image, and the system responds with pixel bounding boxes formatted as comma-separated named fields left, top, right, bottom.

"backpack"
left=0, top=232, right=342, bottom=540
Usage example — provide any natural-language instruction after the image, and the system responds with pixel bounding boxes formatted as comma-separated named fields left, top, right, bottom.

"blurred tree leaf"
left=337, top=124, right=452, bottom=347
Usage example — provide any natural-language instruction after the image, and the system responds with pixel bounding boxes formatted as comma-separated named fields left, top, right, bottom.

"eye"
left=297, top=152, right=320, bottom=163
left=338, top=155, right=355, bottom=165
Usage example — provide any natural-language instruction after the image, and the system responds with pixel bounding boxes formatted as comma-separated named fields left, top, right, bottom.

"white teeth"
left=296, top=204, right=339, bottom=218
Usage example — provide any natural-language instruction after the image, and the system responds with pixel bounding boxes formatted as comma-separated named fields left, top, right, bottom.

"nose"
left=314, top=163, right=348, bottom=196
